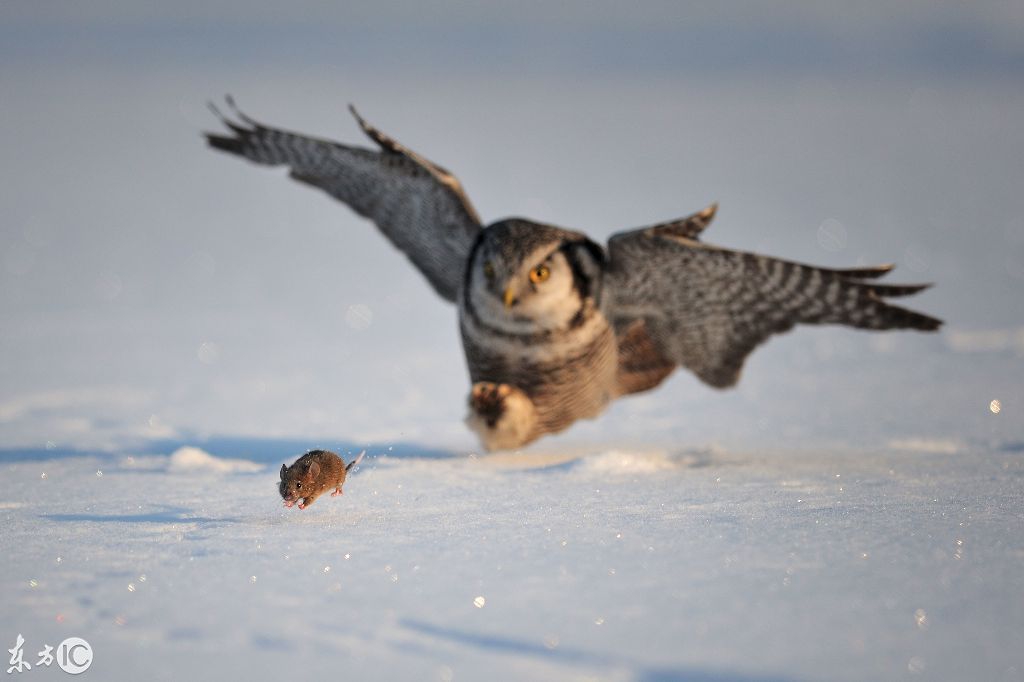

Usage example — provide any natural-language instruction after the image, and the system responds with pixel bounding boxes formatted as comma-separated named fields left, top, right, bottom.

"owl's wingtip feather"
left=347, top=103, right=365, bottom=126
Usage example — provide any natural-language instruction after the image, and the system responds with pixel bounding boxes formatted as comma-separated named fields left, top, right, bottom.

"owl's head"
left=466, top=218, right=605, bottom=333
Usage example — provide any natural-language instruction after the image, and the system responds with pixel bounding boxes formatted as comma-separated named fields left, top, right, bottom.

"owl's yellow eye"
left=483, top=261, right=495, bottom=281
left=529, top=264, right=551, bottom=284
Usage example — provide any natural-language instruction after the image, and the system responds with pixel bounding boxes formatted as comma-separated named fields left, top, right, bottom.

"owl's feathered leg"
left=466, top=382, right=538, bottom=451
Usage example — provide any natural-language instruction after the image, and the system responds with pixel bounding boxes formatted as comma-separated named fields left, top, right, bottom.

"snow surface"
left=3, top=443, right=1022, bottom=681
left=166, top=446, right=264, bottom=474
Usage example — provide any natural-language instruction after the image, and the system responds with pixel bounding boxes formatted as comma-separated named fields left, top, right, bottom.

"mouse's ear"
left=306, top=460, right=321, bottom=480
left=280, top=463, right=287, bottom=480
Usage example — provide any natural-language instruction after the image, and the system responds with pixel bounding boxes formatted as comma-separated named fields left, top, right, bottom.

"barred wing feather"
left=205, top=98, right=481, bottom=302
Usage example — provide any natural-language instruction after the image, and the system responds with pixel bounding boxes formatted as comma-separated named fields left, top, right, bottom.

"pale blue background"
left=2, top=1, right=1022, bottom=452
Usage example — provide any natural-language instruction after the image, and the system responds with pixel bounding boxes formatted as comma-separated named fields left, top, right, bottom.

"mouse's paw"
left=330, top=487, right=343, bottom=497
left=298, top=492, right=322, bottom=509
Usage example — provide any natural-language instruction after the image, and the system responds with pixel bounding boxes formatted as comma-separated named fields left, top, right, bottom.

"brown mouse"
left=279, top=449, right=365, bottom=509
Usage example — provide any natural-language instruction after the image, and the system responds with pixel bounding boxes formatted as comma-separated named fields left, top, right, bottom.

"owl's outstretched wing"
left=604, top=214, right=942, bottom=389
left=205, top=98, right=482, bottom=302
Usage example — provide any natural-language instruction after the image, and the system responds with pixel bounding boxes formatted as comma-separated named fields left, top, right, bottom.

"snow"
left=3, top=4, right=1024, bottom=681
left=166, top=446, right=263, bottom=474
left=3, top=444, right=1022, bottom=681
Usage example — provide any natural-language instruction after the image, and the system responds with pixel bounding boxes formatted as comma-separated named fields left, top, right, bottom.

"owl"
left=206, top=98, right=941, bottom=450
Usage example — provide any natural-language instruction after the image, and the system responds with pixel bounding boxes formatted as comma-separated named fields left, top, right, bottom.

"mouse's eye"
left=296, top=482, right=302, bottom=489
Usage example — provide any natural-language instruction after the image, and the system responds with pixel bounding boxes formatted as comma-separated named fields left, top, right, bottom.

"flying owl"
left=205, top=98, right=941, bottom=451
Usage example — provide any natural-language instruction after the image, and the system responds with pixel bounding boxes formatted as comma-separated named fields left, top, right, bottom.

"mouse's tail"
left=346, top=450, right=365, bottom=472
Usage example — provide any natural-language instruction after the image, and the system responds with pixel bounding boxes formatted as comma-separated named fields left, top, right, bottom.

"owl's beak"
left=503, top=285, right=518, bottom=309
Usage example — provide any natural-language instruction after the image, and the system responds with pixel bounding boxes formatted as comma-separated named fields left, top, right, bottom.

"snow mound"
left=946, top=326, right=1024, bottom=354
left=166, top=446, right=263, bottom=473
left=887, top=438, right=962, bottom=454
left=574, top=448, right=715, bottom=474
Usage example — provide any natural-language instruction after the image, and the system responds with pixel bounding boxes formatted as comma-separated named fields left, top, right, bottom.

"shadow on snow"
left=401, top=619, right=800, bottom=682
left=0, top=434, right=462, bottom=463
left=41, top=504, right=241, bottom=525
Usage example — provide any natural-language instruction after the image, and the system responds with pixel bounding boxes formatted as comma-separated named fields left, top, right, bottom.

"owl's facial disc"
left=495, top=248, right=581, bottom=330
left=467, top=221, right=601, bottom=335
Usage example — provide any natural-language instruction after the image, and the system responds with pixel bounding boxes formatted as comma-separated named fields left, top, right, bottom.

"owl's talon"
left=466, top=381, right=538, bottom=450
left=469, top=381, right=508, bottom=426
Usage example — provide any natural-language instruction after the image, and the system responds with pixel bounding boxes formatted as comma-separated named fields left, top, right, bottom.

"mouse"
left=279, top=449, right=365, bottom=509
